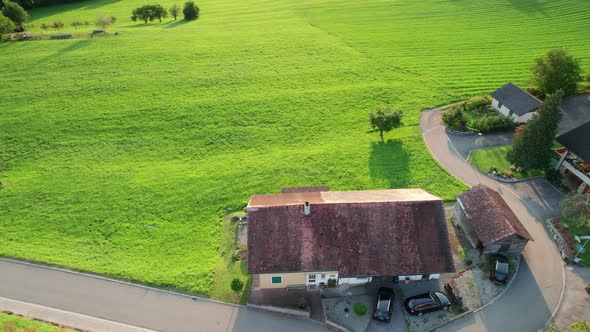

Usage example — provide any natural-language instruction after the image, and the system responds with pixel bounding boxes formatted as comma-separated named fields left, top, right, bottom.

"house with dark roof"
left=490, top=83, right=542, bottom=123
left=247, top=188, right=454, bottom=289
left=452, top=184, right=532, bottom=254
left=555, top=121, right=590, bottom=194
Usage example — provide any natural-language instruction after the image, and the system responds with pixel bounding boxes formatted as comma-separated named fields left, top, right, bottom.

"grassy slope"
left=1, top=0, right=589, bottom=298
left=0, top=312, right=72, bottom=332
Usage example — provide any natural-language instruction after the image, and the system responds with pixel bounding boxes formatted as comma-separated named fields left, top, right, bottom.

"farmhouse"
left=247, top=188, right=454, bottom=290
left=490, top=83, right=542, bottom=123
left=555, top=121, right=590, bottom=193
left=452, top=184, right=532, bottom=254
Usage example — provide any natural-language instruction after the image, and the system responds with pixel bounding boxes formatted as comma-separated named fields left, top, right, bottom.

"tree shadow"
left=163, top=20, right=192, bottom=29
left=368, top=139, right=410, bottom=189
left=120, top=23, right=152, bottom=28
left=40, top=39, right=92, bottom=63
left=506, top=0, right=547, bottom=15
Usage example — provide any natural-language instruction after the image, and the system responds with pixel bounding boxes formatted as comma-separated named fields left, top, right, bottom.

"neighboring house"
left=555, top=121, right=590, bottom=193
left=490, top=83, right=542, bottom=123
left=453, top=184, right=533, bottom=254
left=247, top=188, right=455, bottom=290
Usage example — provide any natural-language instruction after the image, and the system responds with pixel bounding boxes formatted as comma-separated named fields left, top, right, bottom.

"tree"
left=51, top=21, right=64, bottom=31
left=183, top=1, right=199, bottom=20
left=2, top=1, right=27, bottom=29
left=369, top=108, right=403, bottom=141
left=507, top=89, right=564, bottom=171
left=230, top=278, right=244, bottom=295
left=170, top=3, right=179, bottom=20
left=131, top=5, right=156, bottom=23
left=531, top=48, right=582, bottom=96
left=40, top=22, right=48, bottom=31
left=95, top=13, right=114, bottom=30
left=153, top=4, right=167, bottom=22
left=0, top=12, right=15, bottom=35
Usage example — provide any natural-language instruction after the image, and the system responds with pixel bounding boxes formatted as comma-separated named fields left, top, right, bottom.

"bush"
left=441, top=107, right=467, bottom=131
left=51, top=21, right=64, bottom=30
left=327, top=278, right=337, bottom=288
left=468, top=115, right=514, bottom=133
left=464, top=96, right=490, bottom=110
left=297, top=296, right=308, bottom=309
left=183, top=1, right=199, bottom=20
left=353, top=302, right=367, bottom=316
left=230, top=278, right=244, bottom=294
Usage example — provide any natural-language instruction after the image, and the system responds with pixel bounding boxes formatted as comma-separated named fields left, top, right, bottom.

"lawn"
left=0, top=312, right=72, bottom=332
left=468, top=145, right=544, bottom=179
left=1, top=0, right=589, bottom=299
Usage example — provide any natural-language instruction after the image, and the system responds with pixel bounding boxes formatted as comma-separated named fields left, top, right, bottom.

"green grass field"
left=1, top=0, right=589, bottom=299
left=0, top=312, right=72, bottom=332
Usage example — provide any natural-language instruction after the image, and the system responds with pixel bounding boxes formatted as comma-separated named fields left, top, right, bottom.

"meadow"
left=1, top=0, right=589, bottom=300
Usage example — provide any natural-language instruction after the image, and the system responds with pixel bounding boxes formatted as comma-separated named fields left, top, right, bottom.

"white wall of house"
left=338, top=277, right=372, bottom=285
left=306, top=271, right=338, bottom=286
left=428, top=274, right=441, bottom=280
left=492, top=97, right=536, bottom=123
left=397, top=275, right=423, bottom=281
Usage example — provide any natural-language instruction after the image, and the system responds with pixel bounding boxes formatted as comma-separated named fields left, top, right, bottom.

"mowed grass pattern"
left=1, top=0, right=589, bottom=297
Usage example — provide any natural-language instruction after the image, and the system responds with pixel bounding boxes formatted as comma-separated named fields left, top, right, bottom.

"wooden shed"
left=452, top=184, right=532, bottom=254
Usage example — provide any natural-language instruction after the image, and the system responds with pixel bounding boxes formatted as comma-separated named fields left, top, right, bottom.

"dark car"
left=490, top=254, right=510, bottom=284
left=404, top=291, right=450, bottom=316
left=372, top=287, right=395, bottom=322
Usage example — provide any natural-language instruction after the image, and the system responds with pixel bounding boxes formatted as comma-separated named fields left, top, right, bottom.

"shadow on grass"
left=120, top=23, right=153, bottom=28
left=507, top=0, right=547, bottom=15
left=163, top=19, right=192, bottom=29
left=368, top=139, right=409, bottom=189
left=29, top=0, right=121, bottom=20
left=40, top=39, right=92, bottom=63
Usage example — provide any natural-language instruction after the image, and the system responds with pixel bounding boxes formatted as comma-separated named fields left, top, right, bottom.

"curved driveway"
left=421, top=109, right=565, bottom=332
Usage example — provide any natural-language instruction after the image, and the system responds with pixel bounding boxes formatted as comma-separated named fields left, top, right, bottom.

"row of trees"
left=131, top=1, right=199, bottom=23
left=38, top=14, right=116, bottom=32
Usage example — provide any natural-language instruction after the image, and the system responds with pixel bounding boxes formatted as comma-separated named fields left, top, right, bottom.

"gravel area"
left=405, top=309, right=453, bottom=332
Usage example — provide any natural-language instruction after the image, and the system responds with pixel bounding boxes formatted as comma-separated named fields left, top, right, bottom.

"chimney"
left=304, top=202, right=311, bottom=216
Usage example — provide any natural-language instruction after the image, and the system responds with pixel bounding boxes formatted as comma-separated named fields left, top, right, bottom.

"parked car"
left=489, top=254, right=510, bottom=284
left=372, top=287, right=395, bottom=322
left=404, top=291, right=450, bottom=316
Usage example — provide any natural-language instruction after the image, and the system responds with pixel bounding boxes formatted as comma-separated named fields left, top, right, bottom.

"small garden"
left=552, top=194, right=590, bottom=266
left=441, top=96, right=515, bottom=133
left=468, top=145, right=546, bottom=180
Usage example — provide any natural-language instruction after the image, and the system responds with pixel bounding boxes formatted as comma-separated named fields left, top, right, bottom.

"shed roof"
left=490, top=83, right=542, bottom=116
left=557, top=120, right=590, bottom=162
left=456, top=184, right=533, bottom=246
left=247, top=189, right=454, bottom=276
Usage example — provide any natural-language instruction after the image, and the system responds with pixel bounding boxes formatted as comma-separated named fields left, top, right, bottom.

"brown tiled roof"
left=281, top=186, right=330, bottom=193
left=456, top=184, right=533, bottom=246
left=247, top=189, right=454, bottom=276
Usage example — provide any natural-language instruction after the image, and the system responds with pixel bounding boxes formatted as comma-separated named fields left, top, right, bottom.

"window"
left=308, top=274, right=316, bottom=283
left=271, top=276, right=282, bottom=284
left=320, top=274, right=326, bottom=280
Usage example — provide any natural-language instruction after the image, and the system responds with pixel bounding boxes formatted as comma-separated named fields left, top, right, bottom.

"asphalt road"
left=0, top=259, right=330, bottom=332
left=421, top=109, right=565, bottom=332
